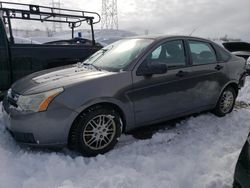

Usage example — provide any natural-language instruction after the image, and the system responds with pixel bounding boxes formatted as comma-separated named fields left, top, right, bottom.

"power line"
left=51, top=0, right=62, bottom=32
left=101, top=0, right=118, bottom=30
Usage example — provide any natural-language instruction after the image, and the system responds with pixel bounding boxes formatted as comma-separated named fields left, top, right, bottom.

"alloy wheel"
left=83, top=115, right=116, bottom=150
left=219, top=90, right=234, bottom=114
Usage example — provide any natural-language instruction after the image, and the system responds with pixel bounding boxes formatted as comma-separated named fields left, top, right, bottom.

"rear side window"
left=188, top=40, right=217, bottom=65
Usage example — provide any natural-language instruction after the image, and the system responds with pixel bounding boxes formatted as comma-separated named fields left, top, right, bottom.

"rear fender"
left=214, top=80, right=239, bottom=108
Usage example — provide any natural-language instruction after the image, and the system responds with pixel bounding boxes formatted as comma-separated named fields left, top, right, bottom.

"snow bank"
left=0, top=78, right=250, bottom=188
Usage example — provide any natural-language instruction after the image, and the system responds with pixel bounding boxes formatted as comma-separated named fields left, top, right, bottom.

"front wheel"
left=70, top=106, right=122, bottom=156
left=213, top=86, right=237, bottom=117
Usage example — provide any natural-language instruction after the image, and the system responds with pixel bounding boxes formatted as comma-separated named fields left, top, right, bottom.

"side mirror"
left=137, top=62, right=168, bottom=76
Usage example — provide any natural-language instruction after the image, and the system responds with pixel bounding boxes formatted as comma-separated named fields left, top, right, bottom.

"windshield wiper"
left=77, top=48, right=111, bottom=71
left=86, top=48, right=109, bottom=62
left=82, top=63, right=102, bottom=71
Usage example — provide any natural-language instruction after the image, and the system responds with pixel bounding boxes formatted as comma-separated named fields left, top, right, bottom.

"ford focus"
left=2, top=36, right=247, bottom=156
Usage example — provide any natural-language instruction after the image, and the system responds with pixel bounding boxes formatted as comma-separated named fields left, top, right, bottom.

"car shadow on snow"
left=127, top=111, right=205, bottom=140
left=129, top=100, right=250, bottom=140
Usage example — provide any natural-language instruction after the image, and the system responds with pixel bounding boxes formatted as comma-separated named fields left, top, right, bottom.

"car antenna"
left=189, top=27, right=198, bottom=36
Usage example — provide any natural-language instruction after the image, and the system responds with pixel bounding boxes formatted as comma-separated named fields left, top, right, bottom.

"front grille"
left=9, top=130, right=36, bottom=144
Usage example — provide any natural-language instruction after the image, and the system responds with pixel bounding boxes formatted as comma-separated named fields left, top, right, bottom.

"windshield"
left=82, top=39, right=154, bottom=71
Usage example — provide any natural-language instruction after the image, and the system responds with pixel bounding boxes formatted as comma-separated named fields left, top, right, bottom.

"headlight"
left=16, top=88, right=64, bottom=112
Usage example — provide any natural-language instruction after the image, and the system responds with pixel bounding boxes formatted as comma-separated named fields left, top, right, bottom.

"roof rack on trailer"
left=0, top=1, right=101, bottom=45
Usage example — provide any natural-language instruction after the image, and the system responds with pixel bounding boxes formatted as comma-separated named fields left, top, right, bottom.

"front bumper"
left=234, top=141, right=250, bottom=188
left=2, top=98, right=78, bottom=147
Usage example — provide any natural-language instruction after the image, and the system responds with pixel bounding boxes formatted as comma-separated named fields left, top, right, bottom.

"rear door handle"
left=176, top=70, right=188, bottom=77
left=215, top=64, right=223, bottom=70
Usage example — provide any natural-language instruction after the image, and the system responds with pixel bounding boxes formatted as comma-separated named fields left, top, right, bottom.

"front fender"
left=73, top=97, right=135, bottom=132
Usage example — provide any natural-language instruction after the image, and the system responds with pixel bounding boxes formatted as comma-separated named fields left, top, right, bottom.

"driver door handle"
left=176, top=70, right=189, bottom=77
left=215, top=64, right=223, bottom=70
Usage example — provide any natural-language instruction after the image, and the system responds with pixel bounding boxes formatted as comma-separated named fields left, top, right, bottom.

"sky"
left=1, top=0, right=250, bottom=41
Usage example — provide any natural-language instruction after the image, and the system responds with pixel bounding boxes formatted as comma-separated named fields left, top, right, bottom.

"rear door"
left=186, top=39, right=226, bottom=108
left=0, top=18, right=11, bottom=90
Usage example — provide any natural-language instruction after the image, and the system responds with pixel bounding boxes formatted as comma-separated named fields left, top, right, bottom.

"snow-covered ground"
left=1, top=79, right=250, bottom=188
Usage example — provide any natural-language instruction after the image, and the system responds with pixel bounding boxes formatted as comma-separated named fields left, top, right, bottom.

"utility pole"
left=101, top=0, right=118, bottom=30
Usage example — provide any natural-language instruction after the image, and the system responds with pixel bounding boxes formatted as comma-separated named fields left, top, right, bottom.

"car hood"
left=11, top=65, right=115, bottom=95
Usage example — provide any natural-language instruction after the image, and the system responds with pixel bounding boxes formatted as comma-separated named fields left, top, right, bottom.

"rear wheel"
left=69, top=106, right=122, bottom=156
left=213, top=86, right=236, bottom=117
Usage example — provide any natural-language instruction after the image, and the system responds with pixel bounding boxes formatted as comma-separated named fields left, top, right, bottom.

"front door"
left=128, top=39, right=196, bottom=126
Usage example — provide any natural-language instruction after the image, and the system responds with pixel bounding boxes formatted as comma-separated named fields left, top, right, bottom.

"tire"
left=213, top=86, right=237, bottom=117
left=69, top=106, right=122, bottom=157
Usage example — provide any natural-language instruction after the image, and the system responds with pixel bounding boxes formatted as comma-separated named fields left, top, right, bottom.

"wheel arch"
left=215, top=81, right=239, bottom=107
left=67, top=101, right=127, bottom=148
left=222, top=81, right=239, bottom=96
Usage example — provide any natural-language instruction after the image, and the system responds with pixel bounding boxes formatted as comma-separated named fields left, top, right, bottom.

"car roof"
left=127, top=35, right=213, bottom=43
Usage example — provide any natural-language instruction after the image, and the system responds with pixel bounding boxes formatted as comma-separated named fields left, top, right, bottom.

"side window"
left=188, top=40, right=217, bottom=65
left=145, top=40, right=186, bottom=68
left=151, top=46, right=162, bottom=59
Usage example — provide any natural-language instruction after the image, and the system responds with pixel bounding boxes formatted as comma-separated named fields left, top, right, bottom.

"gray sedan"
left=2, top=35, right=247, bottom=156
